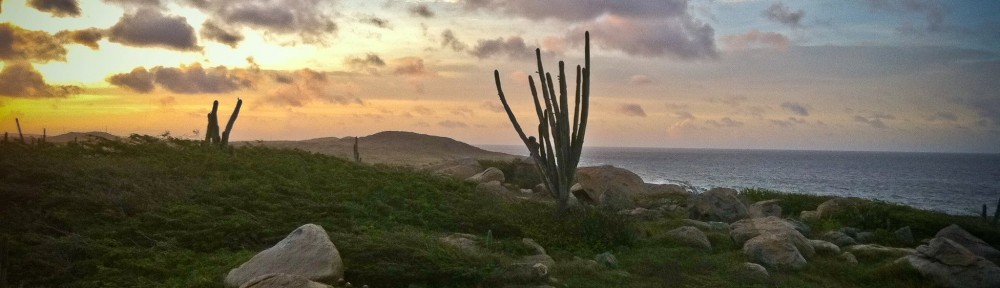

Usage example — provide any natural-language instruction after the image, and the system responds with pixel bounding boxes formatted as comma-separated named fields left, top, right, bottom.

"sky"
left=1, top=0, right=999, bottom=153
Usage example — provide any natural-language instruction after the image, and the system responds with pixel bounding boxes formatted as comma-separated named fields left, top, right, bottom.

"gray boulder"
left=743, top=233, right=808, bottom=270
left=664, top=226, right=712, bottom=252
left=822, top=231, right=857, bottom=247
left=730, top=217, right=815, bottom=258
left=748, top=199, right=782, bottom=218
left=799, top=210, right=819, bottom=222
left=815, top=197, right=862, bottom=218
left=935, top=224, right=1000, bottom=265
left=240, top=274, right=332, bottom=288
left=466, top=167, right=505, bottom=183
left=574, top=165, right=646, bottom=208
left=476, top=180, right=508, bottom=195
left=225, top=224, right=343, bottom=288
left=902, top=237, right=1000, bottom=288
left=688, top=187, right=748, bottom=223
left=522, top=238, right=546, bottom=255
left=428, top=158, right=483, bottom=179
left=740, top=262, right=769, bottom=280
left=839, top=252, right=859, bottom=264
left=595, top=252, right=619, bottom=269
left=847, top=244, right=916, bottom=256
left=682, top=219, right=713, bottom=231
left=809, top=239, right=841, bottom=255
left=855, top=231, right=875, bottom=243
left=894, top=226, right=914, bottom=244
left=617, top=207, right=663, bottom=220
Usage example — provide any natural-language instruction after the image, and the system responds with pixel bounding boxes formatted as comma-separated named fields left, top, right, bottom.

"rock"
left=466, top=167, right=505, bottom=183
left=786, top=219, right=812, bottom=236
left=498, top=263, right=549, bottom=283
left=810, top=239, right=841, bottom=255
left=574, top=165, right=646, bottom=209
left=428, top=158, right=483, bottom=180
left=595, top=252, right=619, bottom=269
left=800, top=210, right=819, bottom=222
left=743, top=233, right=808, bottom=270
left=617, top=207, right=662, bottom=220
left=688, top=187, right=748, bottom=223
left=569, top=183, right=591, bottom=205
left=639, top=183, right=691, bottom=207
left=935, top=224, right=1000, bottom=265
left=815, top=197, right=862, bottom=218
left=532, top=183, right=548, bottom=195
left=748, top=199, right=782, bottom=218
left=517, top=254, right=556, bottom=268
left=476, top=180, right=508, bottom=195
left=225, top=224, right=343, bottom=288
left=740, top=262, right=769, bottom=280
left=522, top=238, right=546, bottom=255
left=441, top=233, right=481, bottom=255
left=839, top=227, right=861, bottom=238
left=902, top=237, right=1000, bottom=288
left=855, top=231, right=875, bottom=244
left=847, top=244, right=916, bottom=256
left=839, top=252, right=859, bottom=264
left=682, top=219, right=713, bottom=230
left=664, top=226, right=712, bottom=252
left=822, top=231, right=857, bottom=247
left=708, top=221, right=731, bottom=231
left=730, top=217, right=814, bottom=258
left=240, top=274, right=332, bottom=288
left=894, top=226, right=914, bottom=244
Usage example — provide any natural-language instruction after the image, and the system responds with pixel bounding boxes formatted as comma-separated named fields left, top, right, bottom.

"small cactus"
left=15, top=118, right=23, bottom=143
left=353, top=136, right=361, bottom=163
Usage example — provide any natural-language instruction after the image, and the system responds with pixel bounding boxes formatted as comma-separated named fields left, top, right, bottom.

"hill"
left=242, top=131, right=520, bottom=166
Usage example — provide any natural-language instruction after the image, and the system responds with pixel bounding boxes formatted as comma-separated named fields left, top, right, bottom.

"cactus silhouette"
left=492, top=31, right=591, bottom=213
left=203, top=99, right=242, bottom=147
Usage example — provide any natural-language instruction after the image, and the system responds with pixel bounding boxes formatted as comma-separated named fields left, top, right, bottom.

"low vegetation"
left=2, top=137, right=998, bottom=287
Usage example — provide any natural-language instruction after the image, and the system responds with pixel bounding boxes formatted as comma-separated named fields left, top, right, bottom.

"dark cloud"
left=567, top=14, right=717, bottom=59
left=854, top=113, right=895, bottom=129
left=0, top=23, right=67, bottom=63
left=107, top=67, right=155, bottom=93
left=629, top=74, right=652, bottom=85
left=780, top=102, right=810, bottom=116
left=769, top=117, right=806, bottom=128
left=200, top=21, right=244, bottom=48
left=618, top=103, right=647, bottom=117
left=28, top=0, right=81, bottom=17
left=461, top=0, right=688, bottom=21
left=393, top=57, right=430, bottom=76
left=108, top=8, right=200, bottom=51
left=55, top=28, right=104, bottom=49
left=344, top=53, right=386, bottom=74
left=409, top=4, right=434, bottom=18
left=103, top=0, right=163, bottom=8
left=866, top=0, right=948, bottom=32
left=706, top=117, right=744, bottom=128
left=438, top=120, right=469, bottom=128
left=441, top=29, right=467, bottom=52
left=193, top=0, right=338, bottom=45
left=0, top=62, right=82, bottom=98
left=470, top=36, right=532, bottom=59
left=106, top=63, right=246, bottom=94
left=361, top=16, right=391, bottom=29
left=925, top=111, right=958, bottom=122
left=722, top=29, right=789, bottom=51
left=763, top=2, right=804, bottom=27
left=706, top=95, right=747, bottom=106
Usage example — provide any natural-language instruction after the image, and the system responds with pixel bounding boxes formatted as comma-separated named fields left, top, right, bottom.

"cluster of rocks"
left=898, top=225, right=1000, bottom=288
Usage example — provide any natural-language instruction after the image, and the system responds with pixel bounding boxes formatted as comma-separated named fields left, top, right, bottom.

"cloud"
left=618, top=103, right=647, bottom=117
left=0, top=23, right=67, bottom=63
left=674, top=111, right=695, bottom=120
left=190, top=0, right=338, bottom=45
left=414, top=106, right=435, bottom=116
left=667, top=118, right=697, bottom=137
left=865, top=0, right=947, bottom=32
left=108, top=8, right=200, bottom=51
left=854, top=113, right=895, bottom=129
left=409, top=4, right=434, bottom=18
left=200, top=21, right=244, bottom=47
left=28, top=0, right=81, bottom=17
left=106, top=63, right=247, bottom=94
left=721, top=29, right=789, bottom=51
left=55, top=28, right=104, bottom=49
left=103, top=0, right=163, bottom=8
left=0, top=62, right=82, bottom=98
left=461, top=0, right=690, bottom=21
left=441, top=29, right=467, bottom=52
left=344, top=53, right=386, bottom=74
left=769, top=117, right=806, bottom=127
left=706, top=117, right=743, bottom=128
left=392, top=57, right=431, bottom=76
left=780, top=101, right=810, bottom=116
left=263, top=69, right=363, bottom=106
left=470, top=36, right=532, bottom=59
left=361, top=16, right=391, bottom=29
left=481, top=101, right=505, bottom=113
left=106, top=67, right=155, bottom=92
left=438, top=120, right=469, bottom=128
left=629, top=74, right=652, bottom=85
left=706, top=94, right=747, bottom=106
left=567, top=13, right=717, bottom=59
left=925, top=111, right=957, bottom=122
left=762, top=2, right=804, bottom=27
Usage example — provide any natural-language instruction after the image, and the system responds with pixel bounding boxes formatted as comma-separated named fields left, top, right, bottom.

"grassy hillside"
left=2, top=135, right=998, bottom=287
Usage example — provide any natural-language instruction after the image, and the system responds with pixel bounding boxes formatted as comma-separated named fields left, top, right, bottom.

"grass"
left=2, top=137, right=998, bottom=287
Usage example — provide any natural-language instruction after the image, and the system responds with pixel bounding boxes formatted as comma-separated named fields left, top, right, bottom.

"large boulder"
left=809, top=239, right=841, bottom=255
left=815, top=197, right=862, bottom=218
left=730, top=217, right=814, bottom=270
left=822, top=231, right=857, bottom=247
left=902, top=237, right=1000, bottom=288
left=639, top=183, right=691, bottom=207
left=743, top=233, right=808, bottom=270
left=663, top=226, right=712, bottom=252
left=574, top=165, right=645, bottom=208
left=740, top=262, right=770, bottom=280
left=688, top=188, right=748, bottom=223
left=935, top=224, right=1000, bottom=265
left=225, top=224, right=343, bottom=288
left=748, top=199, right=782, bottom=218
left=427, top=158, right=483, bottom=179
left=466, top=167, right=505, bottom=183
left=240, top=274, right=332, bottom=288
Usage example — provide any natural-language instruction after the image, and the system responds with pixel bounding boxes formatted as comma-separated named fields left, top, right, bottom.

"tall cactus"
left=353, top=136, right=362, bottom=163
left=220, top=98, right=243, bottom=146
left=493, top=31, right=591, bottom=213
left=204, top=99, right=241, bottom=147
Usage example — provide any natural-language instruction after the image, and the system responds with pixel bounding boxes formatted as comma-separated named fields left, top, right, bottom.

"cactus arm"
left=220, top=98, right=242, bottom=146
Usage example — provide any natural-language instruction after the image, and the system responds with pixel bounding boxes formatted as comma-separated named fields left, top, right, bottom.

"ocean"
left=479, top=145, right=1000, bottom=215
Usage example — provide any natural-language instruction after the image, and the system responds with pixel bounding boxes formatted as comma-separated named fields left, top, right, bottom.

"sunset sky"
left=1, top=0, right=999, bottom=153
